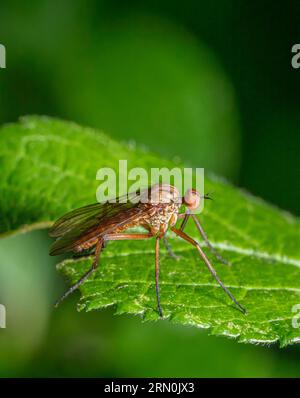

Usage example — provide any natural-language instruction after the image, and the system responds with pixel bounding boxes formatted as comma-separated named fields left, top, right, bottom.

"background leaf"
left=1, top=115, right=300, bottom=347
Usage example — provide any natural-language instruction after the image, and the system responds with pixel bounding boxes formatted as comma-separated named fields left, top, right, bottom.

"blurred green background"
left=0, top=0, right=300, bottom=377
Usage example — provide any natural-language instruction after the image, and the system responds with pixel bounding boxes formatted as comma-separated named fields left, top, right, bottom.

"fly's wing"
left=49, top=202, right=112, bottom=238
left=49, top=191, right=147, bottom=256
left=49, top=190, right=144, bottom=238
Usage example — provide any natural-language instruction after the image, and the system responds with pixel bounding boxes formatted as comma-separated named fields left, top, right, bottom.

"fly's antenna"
left=202, top=191, right=214, bottom=200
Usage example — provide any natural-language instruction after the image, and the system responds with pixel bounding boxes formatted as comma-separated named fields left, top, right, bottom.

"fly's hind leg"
left=55, top=238, right=103, bottom=307
left=72, top=246, right=96, bottom=259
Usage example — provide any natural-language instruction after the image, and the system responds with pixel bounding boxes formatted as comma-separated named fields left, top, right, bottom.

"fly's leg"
left=155, top=236, right=163, bottom=318
left=190, top=214, right=229, bottom=265
left=55, top=238, right=103, bottom=307
left=104, top=233, right=153, bottom=241
left=55, top=234, right=153, bottom=307
left=141, top=226, right=178, bottom=274
left=178, top=212, right=189, bottom=231
left=163, top=235, right=180, bottom=261
left=178, top=212, right=229, bottom=265
left=72, top=246, right=96, bottom=259
left=56, top=232, right=165, bottom=317
left=171, top=227, right=247, bottom=314
left=104, top=232, right=164, bottom=318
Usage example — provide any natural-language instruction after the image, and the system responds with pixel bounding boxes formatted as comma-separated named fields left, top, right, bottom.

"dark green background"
left=0, top=0, right=299, bottom=377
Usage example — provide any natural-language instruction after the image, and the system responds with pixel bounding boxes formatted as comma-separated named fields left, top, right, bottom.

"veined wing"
left=49, top=190, right=143, bottom=238
left=49, top=202, right=106, bottom=238
left=49, top=192, right=146, bottom=256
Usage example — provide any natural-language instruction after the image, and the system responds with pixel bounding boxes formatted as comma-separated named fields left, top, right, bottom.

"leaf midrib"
left=59, top=238, right=300, bottom=268
left=62, top=275, right=300, bottom=294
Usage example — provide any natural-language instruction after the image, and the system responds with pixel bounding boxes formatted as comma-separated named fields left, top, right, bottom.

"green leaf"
left=1, top=115, right=300, bottom=347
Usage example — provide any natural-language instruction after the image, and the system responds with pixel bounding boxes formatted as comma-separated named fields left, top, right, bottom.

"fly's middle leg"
left=163, top=235, right=180, bottom=261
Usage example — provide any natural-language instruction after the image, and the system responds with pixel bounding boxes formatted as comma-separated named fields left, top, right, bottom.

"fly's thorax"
left=143, top=201, right=180, bottom=235
left=140, top=184, right=181, bottom=206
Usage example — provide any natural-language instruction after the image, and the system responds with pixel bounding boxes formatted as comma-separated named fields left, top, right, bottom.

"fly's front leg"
left=171, top=227, right=246, bottom=314
left=178, top=211, right=190, bottom=231
left=178, top=212, right=229, bottom=265
left=191, top=214, right=229, bottom=265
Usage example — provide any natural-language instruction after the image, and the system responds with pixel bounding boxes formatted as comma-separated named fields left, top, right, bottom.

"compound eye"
left=184, top=189, right=200, bottom=210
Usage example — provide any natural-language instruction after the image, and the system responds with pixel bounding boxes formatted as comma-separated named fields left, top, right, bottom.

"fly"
left=49, top=184, right=247, bottom=316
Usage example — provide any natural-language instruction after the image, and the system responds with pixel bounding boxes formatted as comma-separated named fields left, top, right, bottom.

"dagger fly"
left=49, top=184, right=247, bottom=316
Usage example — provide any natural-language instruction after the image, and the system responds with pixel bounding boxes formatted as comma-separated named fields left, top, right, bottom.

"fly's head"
left=183, top=188, right=212, bottom=211
left=183, top=188, right=201, bottom=211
